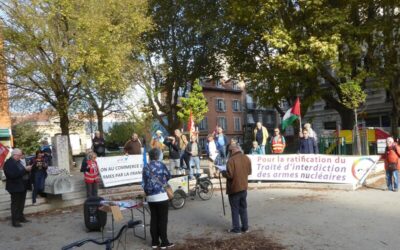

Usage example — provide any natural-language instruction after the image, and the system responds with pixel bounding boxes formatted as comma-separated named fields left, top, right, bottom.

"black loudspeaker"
left=83, top=196, right=107, bottom=231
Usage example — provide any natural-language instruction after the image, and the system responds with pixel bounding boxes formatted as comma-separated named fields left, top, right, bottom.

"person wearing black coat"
left=299, top=129, right=318, bottom=154
left=164, top=136, right=181, bottom=175
left=92, top=131, right=106, bottom=157
left=3, top=149, right=32, bottom=227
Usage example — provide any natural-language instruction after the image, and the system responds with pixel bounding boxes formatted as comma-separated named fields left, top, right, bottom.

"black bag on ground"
left=83, top=196, right=107, bottom=231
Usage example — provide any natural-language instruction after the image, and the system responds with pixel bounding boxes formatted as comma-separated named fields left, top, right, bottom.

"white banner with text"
left=248, top=154, right=381, bottom=186
left=97, top=155, right=144, bottom=187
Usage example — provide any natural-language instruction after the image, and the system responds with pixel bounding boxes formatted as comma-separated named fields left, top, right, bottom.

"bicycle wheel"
left=170, top=189, right=186, bottom=209
left=197, top=179, right=213, bottom=200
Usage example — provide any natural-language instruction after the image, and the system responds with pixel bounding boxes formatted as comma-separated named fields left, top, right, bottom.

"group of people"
left=3, top=140, right=51, bottom=227
left=250, top=122, right=318, bottom=155
left=150, top=129, right=202, bottom=179
left=142, top=138, right=252, bottom=249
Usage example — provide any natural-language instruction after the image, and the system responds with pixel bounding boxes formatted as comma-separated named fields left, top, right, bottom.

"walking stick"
left=218, top=171, right=226, bottom=216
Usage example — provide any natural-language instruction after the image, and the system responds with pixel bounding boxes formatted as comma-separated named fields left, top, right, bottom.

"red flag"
left=0, top=143, right=9, bottom=169
left=291, top=97, right=301, bottom=117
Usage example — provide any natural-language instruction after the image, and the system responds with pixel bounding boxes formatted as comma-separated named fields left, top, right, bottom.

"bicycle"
left=170, top=174, right=214, bottom=209
left=61, top=219, right=142, bottom=250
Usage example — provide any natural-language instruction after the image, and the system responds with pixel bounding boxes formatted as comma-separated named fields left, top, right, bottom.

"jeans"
left=386, top=170, right=398, bottom=191
left=180, top=151, right=190, bottom=170
left=260, top=145, right=266, bottom=155
left=148, top=200, right=170, bottom=246
left=32, top=171, right=46, bottom=203
left=189, top=156, right=200, bottom=178
left=228, top=190, right=249, bottom=232
left=10, top=191, right=27, bottom=224
left=86, top=182, right=98, bottom=198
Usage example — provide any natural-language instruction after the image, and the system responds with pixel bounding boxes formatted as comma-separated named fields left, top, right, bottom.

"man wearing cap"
left=222, top=144, right=252, bottom=234
left=3, top=149, right=32, bottom=227
left=151, top=130, right=165, bottom=161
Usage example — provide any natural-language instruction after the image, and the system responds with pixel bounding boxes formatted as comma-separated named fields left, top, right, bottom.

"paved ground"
left=1, top=186, right=399, bottom=250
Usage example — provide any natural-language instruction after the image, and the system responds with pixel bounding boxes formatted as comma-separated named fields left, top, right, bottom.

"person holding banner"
left=253, top=122, right=268, bottom=155
left=124, top=133, right=142, bottom=155
left=299, top=129, right=318, bottom=154
left=222, top=144, right=252, bottom=234
left=250, top=141, right=262, bottom=155
left=142, top=148, right=174, bottom=249
left=270, top=128, right=286, bottom=154
left=382, top=137, right=400, bottom=192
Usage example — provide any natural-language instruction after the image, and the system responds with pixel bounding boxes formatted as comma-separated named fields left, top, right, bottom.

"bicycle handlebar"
left=61, top=220, right=142, bottom=250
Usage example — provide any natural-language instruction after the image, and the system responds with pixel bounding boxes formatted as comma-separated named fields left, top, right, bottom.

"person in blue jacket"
left=142, top=148, right=174, bottom=249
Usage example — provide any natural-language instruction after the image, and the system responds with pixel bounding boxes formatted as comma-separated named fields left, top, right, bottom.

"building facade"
left=0, top=29, right=12, bottom=147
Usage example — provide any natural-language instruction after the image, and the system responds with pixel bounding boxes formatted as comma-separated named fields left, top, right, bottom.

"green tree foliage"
left=0, top=0, right=151, bottom=138
left=105, top=122, right=136, bottom=150
left=12, top=123, right=42, bottom=156
left=177, top=80, right=208, bottom=124
left=140, top=0, right=223, bottom=133
left=222, top=1, right=374, bottom=129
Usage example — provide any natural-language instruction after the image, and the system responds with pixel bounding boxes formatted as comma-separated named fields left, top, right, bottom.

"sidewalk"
left=1, top=186, right=399, bottom=250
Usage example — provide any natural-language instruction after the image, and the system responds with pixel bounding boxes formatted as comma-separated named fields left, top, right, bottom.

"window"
left=199, top=138, right=207, bottom=152
left=232, top=100, right=241, bottom=112
left=234, top=117, right=241, bottom=131
left=324, top=121, right=337, bottom=130
left=217, top=117, right=227, bottom=131
left=198, top=117, right=208, bottom=131
left=216, top=98, right=226, bottom=112
left=232, top=80, right=240, bottom=90
left=215, top=79, right=222, bottom=88
left=257, top=113, right=263, bottom=124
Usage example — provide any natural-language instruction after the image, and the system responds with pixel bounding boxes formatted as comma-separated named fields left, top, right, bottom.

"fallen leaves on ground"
left=174, top=230, right=285, bottom=250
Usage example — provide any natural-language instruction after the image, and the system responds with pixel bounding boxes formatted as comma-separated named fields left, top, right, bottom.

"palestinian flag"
left=282, top=97, right=301, bottom=130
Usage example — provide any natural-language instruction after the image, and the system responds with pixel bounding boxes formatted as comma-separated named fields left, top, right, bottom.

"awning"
left=0, top=128, right=11, bottom=138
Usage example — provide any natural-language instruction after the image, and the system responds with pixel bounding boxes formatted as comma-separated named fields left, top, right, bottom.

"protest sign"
left=97, top=155, right=144, bottom=187
left=248, top=154, right=381, bottom=187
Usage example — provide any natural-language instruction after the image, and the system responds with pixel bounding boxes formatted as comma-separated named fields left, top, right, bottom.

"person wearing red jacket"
left=382, top=137, right=400, bottom=192
left=84, top=152, right=100, bottom=197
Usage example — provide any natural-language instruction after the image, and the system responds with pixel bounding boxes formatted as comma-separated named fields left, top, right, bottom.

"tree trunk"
left=96, top=109, right=104, bottom=137
left=391, top=98, right=399, bottom=139
left=56, top=98, right=73, bottom=169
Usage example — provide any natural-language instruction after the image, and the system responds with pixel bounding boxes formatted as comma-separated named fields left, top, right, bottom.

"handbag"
left=146, top=164, right=174, bottom=200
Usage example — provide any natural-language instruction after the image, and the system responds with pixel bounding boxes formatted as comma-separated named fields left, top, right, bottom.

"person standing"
left=40, top=139, right=52, bottom=165
left=3, top=149, right=32, bottom=227
left=142, top=148, right=174, bottom=249
left=150, top=130, right=165, bottom=161
left=186, top=134, right=200, bottom=179
left=174, top=129, right=189, bottom=170
left=299, top=123, right=318, bottom=143
left=92, top=131, right=106, bottom=157
left=382, top=137, right=400, bottom=192
left=253, top=122, right=269, bottom=155
left=298, top=129, right=318, bottom=154
left=124, top=133, right=142, bottom=155
left=222, top=144, right=252, bottom=234
left=31, top=150, right=48, bottom=205
left=163, top=136, right=181, bottom=175
left=270, top=128, right=286, bottom=154
left=84, top=152, right=100, bottom=197
left=206, top=134, right=219, bottom=178
left=215, top=127, right=228, bottom=158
